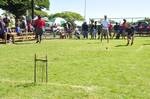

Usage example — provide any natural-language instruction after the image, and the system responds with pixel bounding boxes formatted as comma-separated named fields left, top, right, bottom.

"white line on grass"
left=136, top=45, right=144, bottom=52
left=0, top=79, right=97, bottom=93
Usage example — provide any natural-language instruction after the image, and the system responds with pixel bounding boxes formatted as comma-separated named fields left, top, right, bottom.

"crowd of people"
left=0, top=14, right=34, bottom=43
left=81, top=15, right=135, bottom=45
left=0, top=15, right=15, bottom=42
left=2, top=14, right=150, bottom=45
left=0, top=14, right=74, bottom=43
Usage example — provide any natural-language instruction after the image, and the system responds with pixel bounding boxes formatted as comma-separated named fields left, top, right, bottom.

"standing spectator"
left=147, top=25, right=150, bottom=32
left=126, top=24, right=135, bottom=46
left=101, top=15, right=110, bottom=43
left=16, top=24, right=22, bottom=36
left=118, top=23, right=124, bottom=39
left=82, top=22, right=88, bottom=39
left=27, top=20, right=33, bottom=32
left=0, top=16, right=5, bottom=39
left=15, top=18, right=21, bottom=34
left=74, top=27, right=80, bottom=39
left=34, top=15, right=45, bottom=43
left=3, top=14, right=11, bottom=32
left=20, top=16, right=27, bottom=32
left=52, top=23, right=57, bottom=38
left=66, top=22, right=72, bottom=39
left=114, top=22, right=120, bottom=39
left=108, top=22, right=113, bottom=38
left=97, top=24, right=102, bottom=39
left=122, top=19, right=128, bottom=39
left=10, top=16, right=15, bottom=32
left=0, top=16, right=12, bottom=43
left=93, top=21, right=97, bottom=39
left=89, top=20, right=94, bottom=39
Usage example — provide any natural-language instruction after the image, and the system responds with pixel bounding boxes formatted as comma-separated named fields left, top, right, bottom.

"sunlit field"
left=0, top=37, right=150, bottom=99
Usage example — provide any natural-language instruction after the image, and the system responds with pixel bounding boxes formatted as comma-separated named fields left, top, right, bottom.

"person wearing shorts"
left=126, top=25, right=134, bottom=46
left=34, top=15, right=45, bottom=43
left=101, top=15, right=110, bottom=43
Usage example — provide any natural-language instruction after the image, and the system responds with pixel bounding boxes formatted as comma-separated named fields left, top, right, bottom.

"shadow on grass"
left=87, top=42, right=101, bottom=44
left=115, top=44, right=127, bottom=47
left=15, top=42, right=35, bottom=45
left=0, top=42, right=7, bottom=44
left=143, top=44, right=150, bottom=46
left=0, top=41, right=34, bottom=45
left=15, top=82, right=36, bottom=88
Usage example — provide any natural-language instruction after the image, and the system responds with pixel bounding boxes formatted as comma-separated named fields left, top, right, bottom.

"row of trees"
left=49, top=11, right=84, bottom=21
left=0, top=0, right=50, bottom=18
left=49, top=11, right=84, bottom=28
left=0, top=0, right=84, bottom=23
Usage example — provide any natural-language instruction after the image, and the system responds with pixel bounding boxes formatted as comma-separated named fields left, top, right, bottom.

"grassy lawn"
left=0, top=37, right=150, bottom=99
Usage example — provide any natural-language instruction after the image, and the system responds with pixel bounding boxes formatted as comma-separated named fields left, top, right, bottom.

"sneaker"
left=126, top=43, right=129, bottom=46
left=36, top=41, right=39, bottom=43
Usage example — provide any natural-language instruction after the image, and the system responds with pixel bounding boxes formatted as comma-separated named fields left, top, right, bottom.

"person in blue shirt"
left=16, top=24, right=22, bottom=36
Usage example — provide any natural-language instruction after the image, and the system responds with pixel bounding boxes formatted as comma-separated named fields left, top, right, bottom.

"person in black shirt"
left=114, top=22, right=120, bottom=39
left=0, top=17, right=5, bottom=39
left=126, top=25, right=135, bottom=46
left=93, top=21, right=97, bottom=39
left=97, top=24, right=102, bottom=39
left=82, top=22, right=88, bottom=39
left=89, top=20, right=94, bottom=39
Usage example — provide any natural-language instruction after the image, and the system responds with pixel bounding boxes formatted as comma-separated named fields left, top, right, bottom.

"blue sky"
left=0, top=0, right=149, bottom=21
left=50, top=0, right=150, bottom=20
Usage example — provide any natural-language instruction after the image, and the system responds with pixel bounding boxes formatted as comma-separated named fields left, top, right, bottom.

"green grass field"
left=0, top=37, right=150, bottom=99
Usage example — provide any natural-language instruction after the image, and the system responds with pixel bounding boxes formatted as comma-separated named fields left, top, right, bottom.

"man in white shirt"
left=101, top=15, right=109, bottom=43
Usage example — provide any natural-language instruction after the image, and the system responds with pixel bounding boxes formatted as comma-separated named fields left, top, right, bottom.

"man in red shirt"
left=122, top=19, right=128, bottom=39
left=34, top=15, right=45, bottom=43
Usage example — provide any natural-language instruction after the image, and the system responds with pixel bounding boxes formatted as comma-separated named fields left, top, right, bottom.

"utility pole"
left=7, top=0, right=11, bottom=15
left=31, top=0, right=34, bottom=20
left=84, top=0, right=86, bottom=21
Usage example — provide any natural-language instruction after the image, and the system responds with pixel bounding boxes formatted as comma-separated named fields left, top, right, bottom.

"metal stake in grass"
left=34, top=54, right=48, bottom=83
